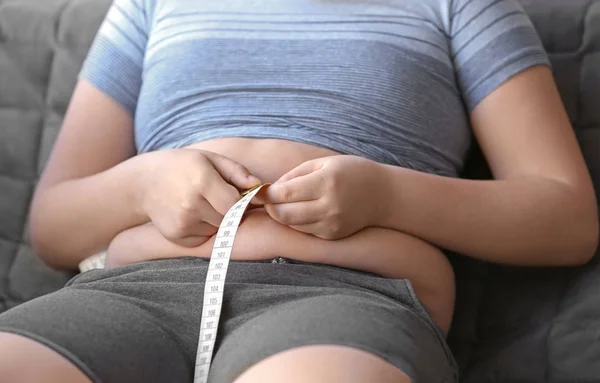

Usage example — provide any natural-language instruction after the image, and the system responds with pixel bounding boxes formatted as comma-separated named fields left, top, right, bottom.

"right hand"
left=137, top=149, right=261, bottom=247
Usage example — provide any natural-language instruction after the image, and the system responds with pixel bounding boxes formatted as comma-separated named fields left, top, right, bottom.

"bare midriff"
left=184, top=137, right=455, bottom=333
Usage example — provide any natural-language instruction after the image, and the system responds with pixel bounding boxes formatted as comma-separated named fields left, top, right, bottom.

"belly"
left=185, top=137, right=455, bottom=332
left=185, top=137, right=337, bottom=182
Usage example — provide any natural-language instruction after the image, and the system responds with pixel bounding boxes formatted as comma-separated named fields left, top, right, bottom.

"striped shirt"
left=80, top=0, right=549, bottom=177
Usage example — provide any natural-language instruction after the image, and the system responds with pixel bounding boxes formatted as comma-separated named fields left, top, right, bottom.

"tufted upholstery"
left=451, top=1, right=600, bottom=381
left=0, top=0, right=598, bottom=381
left=0, top=0, right=110, bottom=312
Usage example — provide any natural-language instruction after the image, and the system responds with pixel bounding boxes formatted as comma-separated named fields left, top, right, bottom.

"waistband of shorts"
left=231, top=256, right=383, bottom=277
left=229, top=256, right=293, bottom=264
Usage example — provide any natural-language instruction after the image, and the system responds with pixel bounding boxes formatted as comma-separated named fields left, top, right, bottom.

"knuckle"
left=180, top=194, right=196, bottom=211
left=276, top=208, right=292, bottom=224
left=279, top=184, right=293, bottom=201
left=328, top=173, right=341, bottom=190
left=194, top=171, right=210, bottom=190
left=233, top=163, right=247, bottom=175
left=190, top=175, right=204, bottom=190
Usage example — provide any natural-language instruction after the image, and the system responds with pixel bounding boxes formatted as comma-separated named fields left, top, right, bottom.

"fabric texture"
left=0, top=257, right=457, bottom=383
left=80, top=0, right=548, bottom=178
left=0, top=0, right=599, bottom=382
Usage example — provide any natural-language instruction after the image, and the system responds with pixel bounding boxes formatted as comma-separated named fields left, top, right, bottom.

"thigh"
left=0, top=261, right=204, bottom=383
left=234, top=344, right=411, bottom=383
left=0, top=332, right=91, bottom=383
left=210, top=289, right=457, bottom=383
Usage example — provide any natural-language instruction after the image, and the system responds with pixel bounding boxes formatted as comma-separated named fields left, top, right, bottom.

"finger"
left=264, top=201, right=323, bottom=226
left=197, top=199, right=225, bottom=227
left=161, top=220, right=219, bottom=247
left=277, top=159, right=323, bottom=183
left=288, top=222, right=321, bottom=236
left=260, top=173, right=323, bottom=204
left=175, top=235, right=213, bottom=248
left=204, top=152, right=262, bottom=190
left=289, top=222, right=343, bottom=240
left=250, top=184, right=270, bottom=205
left=189, top=221, right=219, bottom=237
left=202, top=165, right=245, bottom=216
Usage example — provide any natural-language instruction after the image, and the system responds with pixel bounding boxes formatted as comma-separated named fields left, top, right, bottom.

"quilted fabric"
left=0, top=0, right=110, bottom=311
left=0, top=0, right=598, bottom=381
left=450, top=1, right=600, bottom=381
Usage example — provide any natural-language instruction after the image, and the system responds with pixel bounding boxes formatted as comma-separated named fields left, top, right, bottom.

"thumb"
left=277, top=158, right=323, bottom=183
left=204, top=152, right=262, bottom=190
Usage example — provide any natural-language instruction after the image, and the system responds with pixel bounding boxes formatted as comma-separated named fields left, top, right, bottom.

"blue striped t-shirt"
left=80, top=0, right=550, bottom=177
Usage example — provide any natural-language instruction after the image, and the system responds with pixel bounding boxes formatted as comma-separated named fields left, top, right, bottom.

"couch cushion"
left=0, top=0, right=111, bottom=309
left=0, top=0, right=599, bottom=382
left=450, top=1, right=600, bottom=381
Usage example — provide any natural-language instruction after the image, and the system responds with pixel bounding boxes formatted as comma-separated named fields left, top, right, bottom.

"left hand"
left=253, top=155, right=388, bottom=240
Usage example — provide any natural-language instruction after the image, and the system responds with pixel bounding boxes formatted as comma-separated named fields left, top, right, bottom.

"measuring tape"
left=193, top=183, right=267, bottom=383
left=78, top=183, right=268, bottom=382
left=78, top=252, right=107, bottom=273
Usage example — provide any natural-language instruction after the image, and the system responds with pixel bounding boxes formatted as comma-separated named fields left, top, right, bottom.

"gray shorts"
left=0, top=257, right=457, bottom=383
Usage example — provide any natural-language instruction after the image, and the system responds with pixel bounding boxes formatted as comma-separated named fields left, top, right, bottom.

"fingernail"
left=247, top=175, right=261, bottom=183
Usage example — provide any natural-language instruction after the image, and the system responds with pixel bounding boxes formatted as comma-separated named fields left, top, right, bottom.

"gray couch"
left=0, top=0, right=599, bottom=381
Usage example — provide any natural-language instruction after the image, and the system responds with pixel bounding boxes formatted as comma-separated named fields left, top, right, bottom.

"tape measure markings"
left=76, top=184, right=268, bottom=382
left=194, top=184, right=267, bottom=382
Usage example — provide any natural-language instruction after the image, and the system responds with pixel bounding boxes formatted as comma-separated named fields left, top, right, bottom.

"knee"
left=0, top=332, right=90, bottom=383
left=234, top=345, right=411, bottom=383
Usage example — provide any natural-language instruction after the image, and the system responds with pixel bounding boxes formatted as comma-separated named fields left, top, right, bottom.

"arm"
left=30, top=81, right=147, bottom=270
left=376, top=0, right=598, bottom=266
left=259, top=66, right=598, bottom=266
left=31, top=81, right=259, bottom=270
left=30, top=0, right=150, bottom=269
left=378, top=66, right=598, bottom=266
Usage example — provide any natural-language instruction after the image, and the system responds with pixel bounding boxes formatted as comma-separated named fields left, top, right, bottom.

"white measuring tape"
left=78, top=184, right=268, bottom=382
left=193, top=183, right=267, bottom=382
left=78, top=252, right=107, bottom=273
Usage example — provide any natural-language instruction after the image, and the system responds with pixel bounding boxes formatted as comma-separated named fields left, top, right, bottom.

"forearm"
left=30, top=156, right=148, bottom=270
left=378, top=165, right=599, bottom=266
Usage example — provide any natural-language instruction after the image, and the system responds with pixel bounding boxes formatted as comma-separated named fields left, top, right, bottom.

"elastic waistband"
left=226, top=257, right=290, bottom=264
left=229, top=256, right=385, bottom=279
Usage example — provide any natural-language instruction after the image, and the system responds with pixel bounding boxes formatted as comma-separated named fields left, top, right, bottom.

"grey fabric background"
left=0, top=0, right=598, bottom=381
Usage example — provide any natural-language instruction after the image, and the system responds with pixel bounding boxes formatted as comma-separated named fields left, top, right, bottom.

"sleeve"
left=78, top=0, right=150, bottom=116
left=449, top=0, right=551, bottom=112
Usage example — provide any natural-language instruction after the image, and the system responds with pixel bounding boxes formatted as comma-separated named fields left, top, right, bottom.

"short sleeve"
left=79, top=0, right=149, bottom=116
left=449, top=0, right=551, bottom=112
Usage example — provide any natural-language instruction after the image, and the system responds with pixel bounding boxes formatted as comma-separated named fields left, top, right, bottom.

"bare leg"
left=234, top=345, right=411, bottom=383
left=0, top=332, right=90, bottom=383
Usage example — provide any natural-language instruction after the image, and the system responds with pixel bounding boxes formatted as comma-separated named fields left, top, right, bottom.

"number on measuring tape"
left=193, top=184, right=268, bottom=383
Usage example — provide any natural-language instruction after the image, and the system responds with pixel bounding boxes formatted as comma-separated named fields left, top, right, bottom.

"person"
left=0, top=0, right=597, bottom=381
